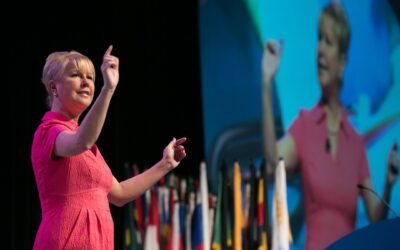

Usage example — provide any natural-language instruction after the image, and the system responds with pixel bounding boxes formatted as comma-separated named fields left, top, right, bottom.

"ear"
left=48, top=80, right=58, bottom=96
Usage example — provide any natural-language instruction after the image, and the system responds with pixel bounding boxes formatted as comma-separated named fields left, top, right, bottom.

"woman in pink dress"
left=261, top=2, right=398, bottom=250
left=31, top=45, right=187, bottom=249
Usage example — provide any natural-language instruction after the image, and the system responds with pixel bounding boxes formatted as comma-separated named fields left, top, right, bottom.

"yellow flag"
left=233, top=161, right=243, bottom=250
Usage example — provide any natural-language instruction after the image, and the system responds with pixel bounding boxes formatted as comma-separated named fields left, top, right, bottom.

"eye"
left=87, top=75, right=94, bottom=80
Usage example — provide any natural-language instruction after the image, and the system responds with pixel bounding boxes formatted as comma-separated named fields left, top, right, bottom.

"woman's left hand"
left=163, top=137, right=187, bottom=169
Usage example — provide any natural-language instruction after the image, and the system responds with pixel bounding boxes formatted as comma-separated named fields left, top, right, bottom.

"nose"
left=80, top=75, right=91, bottom=87
left=81, top=79, right=89, bottom=87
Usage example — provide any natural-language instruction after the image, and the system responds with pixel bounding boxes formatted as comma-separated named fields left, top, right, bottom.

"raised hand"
left=262, top=39, right=283, bottom=86
left=163, top=137, right=187, bottom=170
left=101, top=45, right=120, bottom=91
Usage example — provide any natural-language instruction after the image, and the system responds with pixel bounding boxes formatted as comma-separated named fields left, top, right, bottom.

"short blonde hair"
left=41, top=51, right=95, bottom=108
left=321, top=2, right=351, bottom=56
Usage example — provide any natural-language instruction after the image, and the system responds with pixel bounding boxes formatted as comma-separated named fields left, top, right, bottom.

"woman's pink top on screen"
left=289, top=104, right=370, bottom=250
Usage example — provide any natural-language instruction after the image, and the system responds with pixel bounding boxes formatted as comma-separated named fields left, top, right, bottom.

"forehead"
left=319, top=13, right=335, bottom=29
left=319, top=14, right=337, bottom=38
left=64, top=59, right=94, bottom=74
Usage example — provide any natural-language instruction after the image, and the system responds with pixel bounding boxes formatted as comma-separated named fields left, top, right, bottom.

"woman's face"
left=54, top=62, right=95, bottom=115
left=317, top=14, right=346, bottom=90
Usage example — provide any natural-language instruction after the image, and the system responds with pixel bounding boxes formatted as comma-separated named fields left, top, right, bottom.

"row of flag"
left=123, top=159, right=292, bottom=250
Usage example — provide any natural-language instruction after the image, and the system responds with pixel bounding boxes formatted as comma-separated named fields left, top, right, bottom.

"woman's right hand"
left=262, top=39, right=283, bottom=86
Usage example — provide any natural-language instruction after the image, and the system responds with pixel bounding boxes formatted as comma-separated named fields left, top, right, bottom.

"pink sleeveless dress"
left=31, top=112, right=114, bottom=249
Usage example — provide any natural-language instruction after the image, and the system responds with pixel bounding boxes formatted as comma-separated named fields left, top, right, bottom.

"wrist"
left=100, top=86, right=116, bottom=97
left=262, top=75, right=273, bottom=87
left=157, top=159, right=174, bottom=172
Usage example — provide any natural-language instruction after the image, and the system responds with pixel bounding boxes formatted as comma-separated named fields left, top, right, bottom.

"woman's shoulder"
left=40, top=112, right=78, bottom=130
left=295, top=104, right=322, bottom=122
left=33, top=112, right=77, bottom=141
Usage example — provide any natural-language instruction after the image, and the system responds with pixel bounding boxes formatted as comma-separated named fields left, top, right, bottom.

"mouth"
left=77, top=91, right=91, bottom=97
left=318, top=61, right=328, bottom=73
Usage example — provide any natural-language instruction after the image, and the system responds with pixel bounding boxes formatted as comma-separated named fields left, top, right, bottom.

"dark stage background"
left=7, top=1, right=203, bottom=249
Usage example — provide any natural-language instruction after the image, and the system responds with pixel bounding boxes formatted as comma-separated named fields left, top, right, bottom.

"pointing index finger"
left=175, top=137, right=187, bottom=145
left=104, top=45, right=113, bottom=58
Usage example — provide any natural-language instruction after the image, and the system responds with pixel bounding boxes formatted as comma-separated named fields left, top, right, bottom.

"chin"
left=318, top=77, right=326, bottom=87
left=79, top=96, right=93, bottom=105
left=77, top=101, right=92, bottom=110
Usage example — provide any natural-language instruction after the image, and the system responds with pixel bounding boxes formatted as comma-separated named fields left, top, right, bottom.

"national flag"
left=208, top=194, right=217, bottom=247
left=179, top=179, right=187, bottom=249
left=166, top=189, right=184, bottom=250
left=261, top=158, right=271, bottom=249
left=158, top=177, right=170, bottom=248
left=211, top=172, right=222, bottom=250
left=185, top=179, right=196, bottom=250
left=221, top=160, right=232, bottom=250
left=245, top=161, right=257, bottom=250
left=192, top=187, right=204, bottom=250
left=271, top=159, right=291, bottom=250
left=123, top=163, right=139, bottom=250
left=233, top=161, right=243, bottom=250
left=243, top=180, right=251, bottom=249
left=144, top=187, right=160, bottom=250
left=200, top=161, right=211, bottom=250
left=257, top=178, right=267, bottom=250
left=131, top=164, right=144, bottom=245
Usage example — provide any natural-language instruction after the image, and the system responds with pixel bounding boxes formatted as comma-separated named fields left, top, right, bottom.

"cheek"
left=89, top=82, right=95, bottom=91
left=327, top=49, right=340, bottom=65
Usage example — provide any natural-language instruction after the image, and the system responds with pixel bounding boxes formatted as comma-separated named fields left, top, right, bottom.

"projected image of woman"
left=261, top=2, right=398, bottom=250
